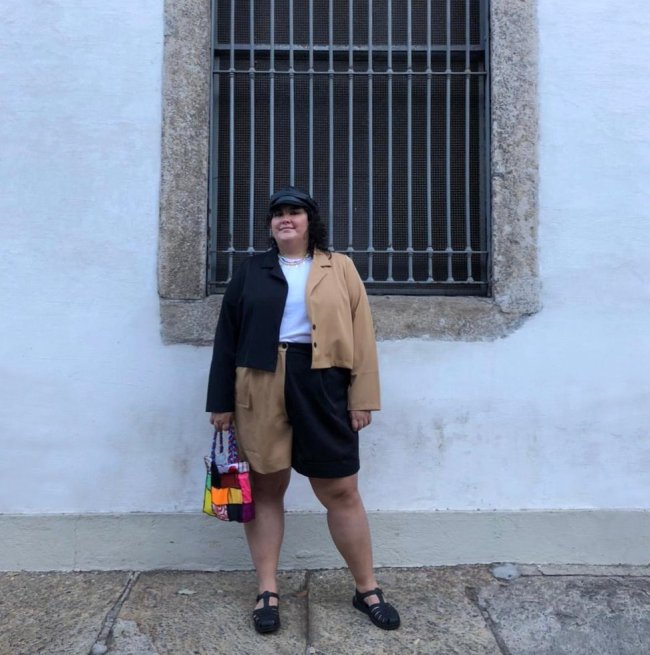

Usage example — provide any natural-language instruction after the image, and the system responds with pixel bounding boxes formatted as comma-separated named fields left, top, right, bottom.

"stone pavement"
left=2, top=565, right=650, bottom=655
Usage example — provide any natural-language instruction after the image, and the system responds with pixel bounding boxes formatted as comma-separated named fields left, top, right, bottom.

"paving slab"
left=308, top=566, right=501, bottom=655
left=0, top=571, right=130, bottom=655
left=478, top=575, right=650, bottom=655
left=536, top=564, right=650, bottom=577
left=109, top=570, right=307, bottom=655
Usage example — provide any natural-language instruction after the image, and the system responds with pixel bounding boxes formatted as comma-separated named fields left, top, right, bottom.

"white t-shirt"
left=279, top=256, right=313, bottom=343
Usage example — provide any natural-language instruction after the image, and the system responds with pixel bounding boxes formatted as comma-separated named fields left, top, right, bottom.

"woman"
left=206, top=186, right=400, bottom=633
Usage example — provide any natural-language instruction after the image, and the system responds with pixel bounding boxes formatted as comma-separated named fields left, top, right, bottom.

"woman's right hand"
left=210, top=412, right=234, bottom=432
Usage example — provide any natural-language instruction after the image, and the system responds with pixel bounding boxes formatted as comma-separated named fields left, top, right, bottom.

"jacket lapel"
left=307, top=249, right=332, bottom=296
left=260, top=249, right=286, bottom=282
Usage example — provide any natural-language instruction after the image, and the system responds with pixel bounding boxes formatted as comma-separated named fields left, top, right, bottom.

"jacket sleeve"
left=343, top=257, right=381, bottom=411
left=205, top=262, right=247, bottom=413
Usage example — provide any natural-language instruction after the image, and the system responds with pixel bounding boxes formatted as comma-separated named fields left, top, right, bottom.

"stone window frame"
left=158, top=0, right=539, bottom=345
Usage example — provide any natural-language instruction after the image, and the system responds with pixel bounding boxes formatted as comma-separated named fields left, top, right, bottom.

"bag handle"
left=225, top=425, right=239, bottom=463
left=211, top=426, right=240, bottom=464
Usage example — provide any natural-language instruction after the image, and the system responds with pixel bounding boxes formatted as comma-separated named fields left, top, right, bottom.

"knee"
left=314, top=482, right=361, bottom=511
left=251, top=469, right=290, bottom=499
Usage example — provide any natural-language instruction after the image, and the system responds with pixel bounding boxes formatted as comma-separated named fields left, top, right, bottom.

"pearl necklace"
left=278, top=253, right=311, bottom=267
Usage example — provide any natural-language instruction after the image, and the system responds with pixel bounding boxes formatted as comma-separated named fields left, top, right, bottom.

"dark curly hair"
left=266, top=203, right=330, bottom=256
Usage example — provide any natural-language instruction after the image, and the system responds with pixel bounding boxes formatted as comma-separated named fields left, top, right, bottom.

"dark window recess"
left=208, top=0, right=490, bottom=295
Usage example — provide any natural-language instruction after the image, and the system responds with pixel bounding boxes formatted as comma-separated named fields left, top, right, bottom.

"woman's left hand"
left=349, top=410, right=372, bottom=431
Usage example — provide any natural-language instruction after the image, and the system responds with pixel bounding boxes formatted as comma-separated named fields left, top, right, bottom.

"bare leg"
left=245, top=468, right=291, bottom=608
left=309, top=474, right=381, bottom=605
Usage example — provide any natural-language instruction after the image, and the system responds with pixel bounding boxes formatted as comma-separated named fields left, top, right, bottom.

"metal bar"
left=210, top=247, right=488, bottom=256
left=289, top=0, right=295, bottom=185
left=445, top=0, right=453, bottom=282
left=269, top=0, right=275, bottom=194
left=328, top=0, right=334, bottom=248
left=214, top=43, right=486, bottom=54
left=248, top=0, right=255, bottom=254
left=210, top=280, right=488, bottom=294
left=479, top=72, right=487, bottom=282
left=464, top=0, right=473, bottom=280
left=216, top=68, right=487, bottom=77
left=228, top=0, right=235, bottom=279
left=407, top=0, right=413, bottom=281
left=308, top=0, right=314, bottom=195
left=210, top=280, right=487, bottom=286
left=387, top=0, right=393, bottom=281
left=347, top=0, right=354, bottom=253
left=426, top=0, right=433, bottom=281
left=211, top=63, right=220, bottom=283
left=367, top=0, right=374, bottom=281
left=208, top=0, right=217, bottom=286
left=479, top=0, right=487, bottom=47
left=480, top=0, right=491, bottom=287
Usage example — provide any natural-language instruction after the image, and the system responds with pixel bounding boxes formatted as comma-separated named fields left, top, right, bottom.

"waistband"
left=278, top=342, right=312, bottom=353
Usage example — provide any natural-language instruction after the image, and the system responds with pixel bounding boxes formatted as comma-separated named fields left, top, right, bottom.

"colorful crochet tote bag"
left=203, top=427, right=255, bottom=523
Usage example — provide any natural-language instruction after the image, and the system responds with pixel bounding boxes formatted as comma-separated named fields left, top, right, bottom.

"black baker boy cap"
left=269, top=186, right=319, bottom=215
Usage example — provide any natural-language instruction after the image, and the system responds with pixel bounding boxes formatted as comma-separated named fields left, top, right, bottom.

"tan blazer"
left=306, top=250, right=380, bottom=411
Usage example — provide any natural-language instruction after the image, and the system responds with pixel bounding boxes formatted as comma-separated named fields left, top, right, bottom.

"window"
left=158, top=0, right=539, bottom=345
left=208, top=1, right=490, bottom=295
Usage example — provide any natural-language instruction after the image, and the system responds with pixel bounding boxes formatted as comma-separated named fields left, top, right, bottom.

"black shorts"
left=283, top=343, right=359, bottom=478
left=233, top=342, right=360, bottom=478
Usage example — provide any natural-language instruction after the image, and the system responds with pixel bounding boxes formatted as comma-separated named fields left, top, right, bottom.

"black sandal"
left=252, top=591, right=281, bottom=634
left=353, top=587, right=401, bottom=630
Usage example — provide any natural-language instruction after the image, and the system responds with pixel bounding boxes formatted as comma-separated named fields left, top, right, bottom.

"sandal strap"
left=256, top=590, right=280, bottom=605
left=355, top=587, right=384, bottom=603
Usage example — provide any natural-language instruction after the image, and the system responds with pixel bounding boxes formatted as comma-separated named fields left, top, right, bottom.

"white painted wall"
left=1, top=1, right=649, bottom=516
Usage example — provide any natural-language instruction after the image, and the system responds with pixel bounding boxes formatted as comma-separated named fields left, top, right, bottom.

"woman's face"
left=270, top=205, right=309, bottom=251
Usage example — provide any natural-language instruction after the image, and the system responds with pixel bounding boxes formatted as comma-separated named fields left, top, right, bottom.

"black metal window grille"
left=208, top=1, right=490, bottom=294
